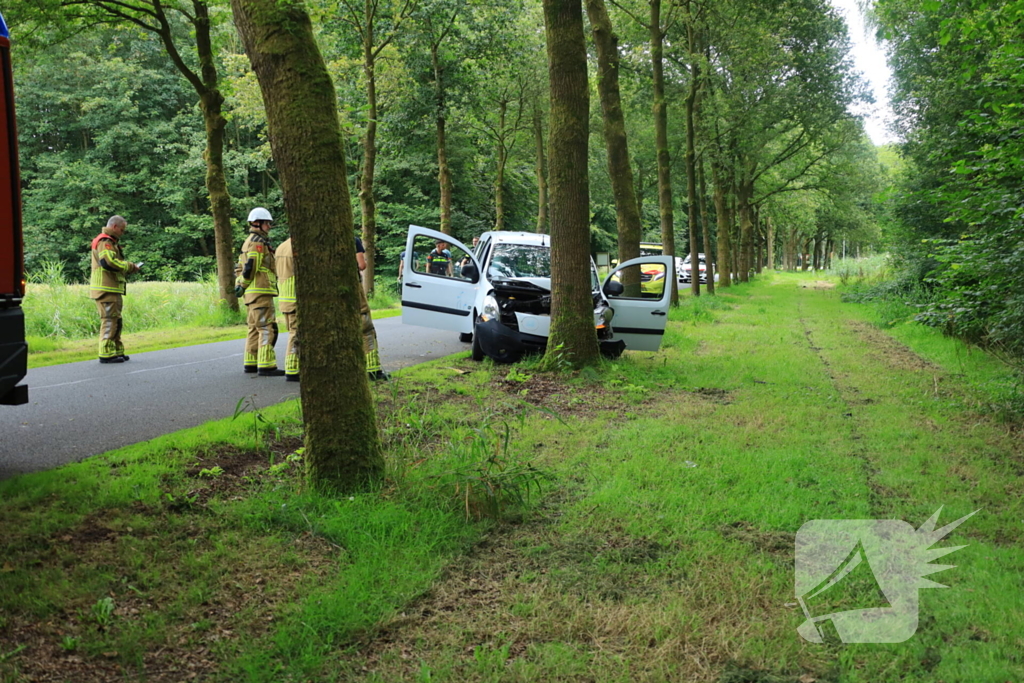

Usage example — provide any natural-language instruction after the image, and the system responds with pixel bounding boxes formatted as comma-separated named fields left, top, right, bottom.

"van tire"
left=471, top=322, right=485, bottom=362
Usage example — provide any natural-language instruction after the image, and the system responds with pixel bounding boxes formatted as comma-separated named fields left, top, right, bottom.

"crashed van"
left=400, top=226, right=674, bottom=363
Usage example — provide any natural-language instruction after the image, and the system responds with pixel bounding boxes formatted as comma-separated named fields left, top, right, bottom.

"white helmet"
left=247, top=207, right=273, bottom=223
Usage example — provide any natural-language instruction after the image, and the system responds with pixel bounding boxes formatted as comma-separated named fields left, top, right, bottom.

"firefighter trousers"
left=283, top=311, right=299, bottom=376
left=362, top=311, right=381, bottom=373
left=245, top=298, right=279, bottom=369
left=94, top=293, right=124, bottom=360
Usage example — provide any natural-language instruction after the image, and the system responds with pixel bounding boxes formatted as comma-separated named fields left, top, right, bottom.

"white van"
left=401, top=226, right=674, bottom=363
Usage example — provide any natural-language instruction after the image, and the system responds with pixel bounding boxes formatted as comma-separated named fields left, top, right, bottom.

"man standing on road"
left=90, top=215, right=140, bottom=364
left=235, top=207, right=282, bottom=376
left=275, top=236, right=298, bottom=382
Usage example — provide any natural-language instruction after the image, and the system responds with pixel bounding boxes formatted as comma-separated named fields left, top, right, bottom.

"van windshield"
left=487, top=243, right=599, bottom=290
left=488, top=244, right=550, bottom=280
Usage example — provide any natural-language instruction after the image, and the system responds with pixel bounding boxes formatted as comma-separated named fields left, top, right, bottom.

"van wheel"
left=459, top=332, right=473, bottom=343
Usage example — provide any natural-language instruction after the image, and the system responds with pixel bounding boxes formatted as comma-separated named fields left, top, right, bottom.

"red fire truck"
left=0, top=11, right=28, bottom=406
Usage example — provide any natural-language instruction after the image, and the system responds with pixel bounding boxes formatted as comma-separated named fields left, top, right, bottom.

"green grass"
left=3, top=269, right=1022, bottom=682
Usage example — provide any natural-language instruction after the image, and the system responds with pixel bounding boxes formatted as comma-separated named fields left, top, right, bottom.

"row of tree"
left=8, top=0, right=886, bottom=488
left=873, top=0, right=1024, bottom=361
left=9, top=0, right=882, bottom=305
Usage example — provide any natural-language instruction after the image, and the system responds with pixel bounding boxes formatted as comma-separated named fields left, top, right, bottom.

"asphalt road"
left=0, top=317, right=466, bottom=480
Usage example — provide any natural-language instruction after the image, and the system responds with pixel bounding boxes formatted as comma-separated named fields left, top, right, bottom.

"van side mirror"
left=461, top=263, right=479, bottom=283
left=604, top=280, right=624, bottom=297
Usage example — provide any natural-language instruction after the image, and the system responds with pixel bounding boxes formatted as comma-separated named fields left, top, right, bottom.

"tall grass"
left=24, top=260, right=245, bottom=342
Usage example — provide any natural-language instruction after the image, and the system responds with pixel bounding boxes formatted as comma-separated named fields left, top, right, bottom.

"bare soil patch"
left=846, top=320, right=939, bottom=372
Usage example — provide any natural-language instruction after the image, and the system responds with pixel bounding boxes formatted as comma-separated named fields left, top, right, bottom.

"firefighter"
left=276, top=236, right=299, bottom=382
left=90, top=215, right=140, bottom=364
left=355, top=237, right=388, bottom=380
left=235, top=207, right=282, bottom=376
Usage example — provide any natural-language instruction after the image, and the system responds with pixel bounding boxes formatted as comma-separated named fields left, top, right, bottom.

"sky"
left=827, top=0, right=898, bottom=145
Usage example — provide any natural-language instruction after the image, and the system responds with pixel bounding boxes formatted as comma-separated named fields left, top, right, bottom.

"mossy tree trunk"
left=650, top=0, right=677, bottom=306
left=431, top=41, right=454, bottom=235
left=683, top=21, right=700, bottom=297
left=533, top=103, right=549, bottom=233
left=585, top=0, right=641, bottom=295
left=232, top=0, right=383, bottom=493
left=541, top=0, right=600, bottom=370
left=360, top=31, right=379, bottom=296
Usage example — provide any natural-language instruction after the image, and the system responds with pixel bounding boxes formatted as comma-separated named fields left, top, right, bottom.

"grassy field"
left=2, top=271, right=1021, bottom=682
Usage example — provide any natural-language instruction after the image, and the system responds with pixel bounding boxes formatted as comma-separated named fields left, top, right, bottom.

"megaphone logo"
left=795, top=507, right=978, bottom=643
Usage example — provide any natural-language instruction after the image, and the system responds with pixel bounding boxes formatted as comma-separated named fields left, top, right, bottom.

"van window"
left=411, top=235, right=474, bottom=280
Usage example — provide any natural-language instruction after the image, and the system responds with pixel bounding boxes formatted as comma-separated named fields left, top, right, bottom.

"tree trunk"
left=541, top=0, right=600, bottom=370
left=360, top=22, right=378, bottom=297
left=765, top=215, right=774, bottom=270
left=494, top=100, right=507, bottom=231
left=533, top=103, right=548, bottom=233
left=711, top=160, right=731, bottom=288
left=432, top=43, right=453, bottom=235
left=737, top=173, right=754, bottom=283
left=683, top=23, right=700, bottom=297
left=191, top=1, right=238, bottom=312
left=232, top=0, right=382, bottom=492
left=698, top=150, right=714, bottom=294
left=585, top=0, right=641, bottom=294
left=650, top=0, right=677, bottom=306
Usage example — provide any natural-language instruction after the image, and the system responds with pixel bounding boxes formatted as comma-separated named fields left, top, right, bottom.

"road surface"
left=0, top=318, right=466, bottom=479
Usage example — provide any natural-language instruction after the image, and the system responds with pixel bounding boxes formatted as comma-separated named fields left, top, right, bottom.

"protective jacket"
left=90, top=231, right=131, bottom=298
left=427, top=248, right=451, bottom=275
left=276, top=238, right=296, bottom=314
left=235, top=230, right=278, bottom=303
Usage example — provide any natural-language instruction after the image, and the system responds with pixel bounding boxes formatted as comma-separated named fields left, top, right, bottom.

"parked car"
left=401, top=226, right=674, bottom=363
left=680, top=253, right=709, bottom=284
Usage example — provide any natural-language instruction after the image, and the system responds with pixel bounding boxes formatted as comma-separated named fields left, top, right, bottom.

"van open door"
left=602, top=255, right=674, bottom=352
left=400, top=226, right=480, bottom=335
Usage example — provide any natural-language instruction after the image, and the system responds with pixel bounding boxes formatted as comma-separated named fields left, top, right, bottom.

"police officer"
left=426, top=240, right=453, bottom=276
left=235, top=208, right=282, bottom=376
left=276, top=236, right=299, bottom=382
left=90, top=215, right=140, bottom=363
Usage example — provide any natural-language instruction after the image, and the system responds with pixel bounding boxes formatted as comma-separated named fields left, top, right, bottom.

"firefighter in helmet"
left=235, top=207, right=282, bottom=376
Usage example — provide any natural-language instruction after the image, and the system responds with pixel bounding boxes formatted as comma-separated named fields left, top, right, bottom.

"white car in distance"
left=400, top=226, right=674, bottom=363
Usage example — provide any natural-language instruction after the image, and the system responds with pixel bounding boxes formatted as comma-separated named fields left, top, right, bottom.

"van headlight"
left=480, top=295, right=500, bottom=322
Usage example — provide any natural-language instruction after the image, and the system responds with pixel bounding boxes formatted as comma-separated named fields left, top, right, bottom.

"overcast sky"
left=828, top=0, right=898, bottom=145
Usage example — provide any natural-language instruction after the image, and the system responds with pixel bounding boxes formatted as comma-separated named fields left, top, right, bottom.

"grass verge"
left=3, top=270, right=1022, bottom=682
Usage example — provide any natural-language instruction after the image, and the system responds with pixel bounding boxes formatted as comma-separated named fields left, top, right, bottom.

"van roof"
left=478, top=231, right=550, bottom=246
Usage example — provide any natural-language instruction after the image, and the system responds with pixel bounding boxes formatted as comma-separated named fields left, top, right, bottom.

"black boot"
left=367, top=369, right=390, bottom=381
left=99, top=356, right=124, bottom=364
left=119, top=354, right=130, bottom=362
left=258, top=368, right=286, bottom=377
left=285, top=374, right=300, bottom=382
left=244, top=365, right=258, bottom=374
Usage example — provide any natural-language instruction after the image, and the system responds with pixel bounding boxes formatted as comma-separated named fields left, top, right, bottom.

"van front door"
left=602, top=255, right=674, bottom=352
left=401, top=226, right=480, bottom=334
